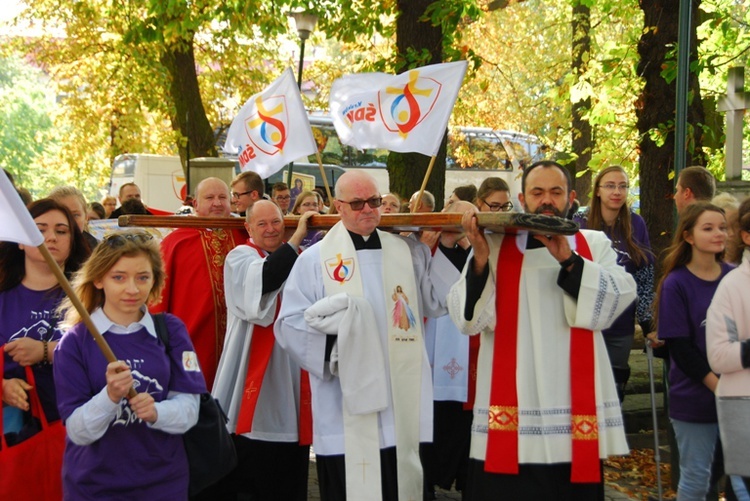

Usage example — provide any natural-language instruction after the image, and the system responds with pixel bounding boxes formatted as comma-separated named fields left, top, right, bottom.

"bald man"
left=151, top=178, right=247, bottom=389
left=276, top=171, right=468, bottom=501
left=209, top=201, right=314, bottom=500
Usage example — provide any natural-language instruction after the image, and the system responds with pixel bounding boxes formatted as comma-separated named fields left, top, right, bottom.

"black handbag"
left=153, top=313, right=238, bottom=496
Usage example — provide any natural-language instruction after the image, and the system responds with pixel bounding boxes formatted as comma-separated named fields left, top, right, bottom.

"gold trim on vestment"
left=199, top=228, right=236, bottom=367
left=571, top=414, right=599, bottom=440
left=488, top=405, right=519, bottom=431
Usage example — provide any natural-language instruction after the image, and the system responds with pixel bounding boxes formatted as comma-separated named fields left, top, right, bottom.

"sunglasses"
left=338, top=197, right=383, bottom=211
left=103, top=232, right=154, bottom=248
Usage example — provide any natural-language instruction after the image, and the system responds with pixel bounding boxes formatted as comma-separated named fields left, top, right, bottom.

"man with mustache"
left=448, top=160, right=637, bottom=500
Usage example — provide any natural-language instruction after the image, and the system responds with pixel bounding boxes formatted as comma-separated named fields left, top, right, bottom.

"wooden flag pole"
left=37, top=244, right=137, bottom=398
left=315, top=150, right=334, bottom=204
left=411, top=155, right=438, bottom=213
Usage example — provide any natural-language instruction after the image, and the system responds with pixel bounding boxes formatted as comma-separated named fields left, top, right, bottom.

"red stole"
left=234, top=242, right=313, bottom=445
left=463, top=335, right=480, bottom=411
left=484, top=232, right=599, bottom=482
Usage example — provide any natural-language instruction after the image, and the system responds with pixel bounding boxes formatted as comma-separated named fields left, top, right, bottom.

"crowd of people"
left=1, top=163, right=749, bottom=501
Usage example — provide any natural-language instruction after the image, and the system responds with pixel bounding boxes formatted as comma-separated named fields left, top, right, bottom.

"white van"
left=109, top=154, right=185, bottom=212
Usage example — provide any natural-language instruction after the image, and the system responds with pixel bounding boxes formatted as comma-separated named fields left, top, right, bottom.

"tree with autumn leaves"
left=1, top=0, right=748, bottom=252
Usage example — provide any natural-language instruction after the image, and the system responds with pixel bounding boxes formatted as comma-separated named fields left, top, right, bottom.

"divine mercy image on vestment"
left=391, top=285, right=417, bottom=331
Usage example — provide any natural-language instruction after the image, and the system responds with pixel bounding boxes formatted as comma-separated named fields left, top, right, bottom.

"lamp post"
left=287, top=10, right=318, bottom=187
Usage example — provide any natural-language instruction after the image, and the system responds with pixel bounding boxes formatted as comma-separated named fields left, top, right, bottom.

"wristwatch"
left=559, top=251, right=578, bottom=268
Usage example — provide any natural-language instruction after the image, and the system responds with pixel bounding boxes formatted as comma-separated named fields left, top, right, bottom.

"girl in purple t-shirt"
left=654, top=202, right=733, bottom=500
left=1, top=199, right=90, bottom=441
left=54, top=230, right=206, bottom=500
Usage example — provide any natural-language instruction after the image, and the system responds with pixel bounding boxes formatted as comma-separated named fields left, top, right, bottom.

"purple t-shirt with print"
left=0, top=284, right=65, bottom=422
left=658, top=263, right=733, bottom=423
left=54, top=313, right=206, bottom=500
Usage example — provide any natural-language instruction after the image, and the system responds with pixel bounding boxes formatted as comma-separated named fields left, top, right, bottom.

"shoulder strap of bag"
left=153, top=313, right=170, bottom=351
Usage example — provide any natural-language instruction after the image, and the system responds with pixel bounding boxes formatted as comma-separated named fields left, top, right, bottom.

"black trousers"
left=429, top=400, right=473, bottom=491
left=463, top=459, right=604, bottom=501
left=194, top=434, right=309, bottom=501
left=315, top=443, right=433, bottom=501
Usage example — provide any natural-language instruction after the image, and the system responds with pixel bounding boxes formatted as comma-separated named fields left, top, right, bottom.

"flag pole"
left=315, top=150, right=334, bottom=204
left=411, top=155, right=437, bottom=213
left=37, top=244, right=137, bottom=398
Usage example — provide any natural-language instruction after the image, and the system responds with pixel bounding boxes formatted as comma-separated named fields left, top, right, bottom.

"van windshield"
left=112, top=156, right=136, bottom=177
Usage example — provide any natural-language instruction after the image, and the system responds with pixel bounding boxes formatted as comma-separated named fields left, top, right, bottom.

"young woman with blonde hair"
left=54, top=230, right=206, bottom=498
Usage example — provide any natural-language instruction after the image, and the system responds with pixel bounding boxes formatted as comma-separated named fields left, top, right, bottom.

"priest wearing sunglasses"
left=276, top=171, right=468, bottom=501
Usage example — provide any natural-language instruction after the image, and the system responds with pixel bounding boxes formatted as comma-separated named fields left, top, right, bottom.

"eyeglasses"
left=481, top=199, right=513, bottom=212
left=600, top=183, right=629, bottom=192
left=338, top=197, right=383, bottom=211
left=275, top=195, right=291, bottom=201
left=103, top=232, right=154, bottom=248
left=231, top=190, right=254, bottom=199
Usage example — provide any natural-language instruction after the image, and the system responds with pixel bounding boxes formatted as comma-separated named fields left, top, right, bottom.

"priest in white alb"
left=209, top=201, right=315, bottom=500
left=275, top=171, right=467, bottom=501
left=447, top=161, right=637, bottom=500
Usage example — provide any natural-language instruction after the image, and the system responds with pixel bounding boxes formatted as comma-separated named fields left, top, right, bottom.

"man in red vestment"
left=151, top=177, right=246, bottom=389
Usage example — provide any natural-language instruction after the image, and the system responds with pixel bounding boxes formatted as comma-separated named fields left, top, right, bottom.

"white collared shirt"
left=64, top=307, right=199, bottom=446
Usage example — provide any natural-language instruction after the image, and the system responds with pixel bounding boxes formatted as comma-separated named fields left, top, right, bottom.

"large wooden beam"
left=118, top=212, right=579, bottom=235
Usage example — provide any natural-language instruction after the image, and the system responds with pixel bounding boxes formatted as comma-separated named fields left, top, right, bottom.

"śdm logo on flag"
left=329, top=60, right=468, bottom=157
left=224, top=68, right=317, bottom=179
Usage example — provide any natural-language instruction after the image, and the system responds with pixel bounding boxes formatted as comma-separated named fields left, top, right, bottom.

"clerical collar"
left=348, top=230, right=381, bottom=250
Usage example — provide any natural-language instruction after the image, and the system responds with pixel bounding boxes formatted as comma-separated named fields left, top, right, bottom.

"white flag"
left=0, top=173, right=43, bottom=247
left=223, top=68, right=317, bottom=179
left=329, top=61, right=468, bottom=157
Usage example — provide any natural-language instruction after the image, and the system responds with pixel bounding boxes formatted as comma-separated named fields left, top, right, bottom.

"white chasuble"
left=276, top=222, right=452, bottom=501
left=447, top=230, right=635, bottom=466
left=320, top=222, right=423, bottom=501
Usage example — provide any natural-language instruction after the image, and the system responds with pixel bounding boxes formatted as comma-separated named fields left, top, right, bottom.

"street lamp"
left=289, top=10, right=318, bottom=90
left=287, top=10, right=318, bottom=187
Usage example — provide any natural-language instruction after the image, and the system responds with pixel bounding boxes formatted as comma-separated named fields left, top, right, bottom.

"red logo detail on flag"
left=244, top=95, right=289, bottom=156
left=378, top=70, right=442, bottom=138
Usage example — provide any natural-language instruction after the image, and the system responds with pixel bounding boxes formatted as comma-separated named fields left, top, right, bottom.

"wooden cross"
left=717, top=66, right=750, bottom=180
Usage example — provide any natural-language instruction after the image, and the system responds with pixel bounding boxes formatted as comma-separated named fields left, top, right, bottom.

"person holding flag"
left=54, top=230, right=206, bottom=499
left=1, top=199, right=90, bottom=439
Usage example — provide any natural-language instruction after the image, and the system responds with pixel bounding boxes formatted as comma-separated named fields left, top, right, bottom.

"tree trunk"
left=636, top=0, right=706, bottom=259
left=160, top=40, right=217, bottom=169
left=571, top=1, right=592, bottom=205
left=389, top=0, right=446, bottom=209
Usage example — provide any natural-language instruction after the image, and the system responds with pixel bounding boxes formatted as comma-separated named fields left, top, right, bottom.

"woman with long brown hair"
left=573, top=165, right=654, bottom=401
left=654, top=202, right=734, bottom=500
left=573, top=165, right=654, bottom=402
left=1, top=199, right=90, bottom=441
